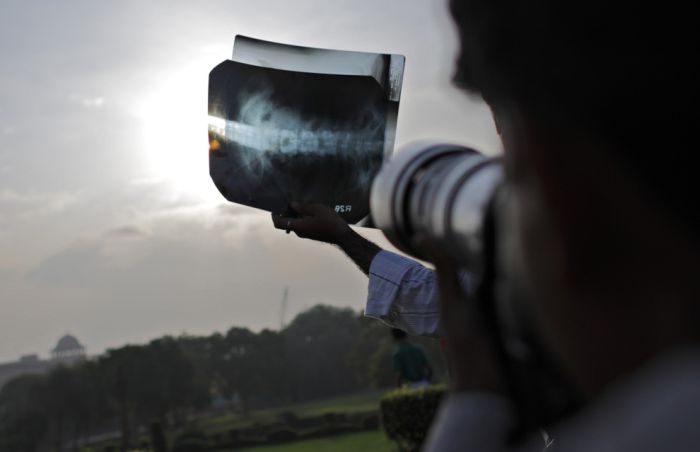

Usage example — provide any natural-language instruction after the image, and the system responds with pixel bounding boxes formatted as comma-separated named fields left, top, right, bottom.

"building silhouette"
left=0, top=334, right=87, bottom=389
left=51, top=334, right=86, bottom=364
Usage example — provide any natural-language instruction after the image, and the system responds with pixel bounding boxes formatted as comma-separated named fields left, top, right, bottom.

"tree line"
left=0, top=305, right=446, bottom=452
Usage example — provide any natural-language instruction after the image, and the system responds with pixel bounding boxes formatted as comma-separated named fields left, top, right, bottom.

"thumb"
left=292, top=202, right=331, bottom=217
left=415, top=236, right=464, bottom=311
left=414, top=236, right=455, bottom=275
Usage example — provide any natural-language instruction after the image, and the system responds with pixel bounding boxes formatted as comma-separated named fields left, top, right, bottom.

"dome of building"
left=51, top=334, right=85, bottom=362
left=53, top=334, right=83, bottom=352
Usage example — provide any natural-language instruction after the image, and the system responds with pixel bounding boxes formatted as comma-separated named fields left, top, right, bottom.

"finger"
left=271, top=213, right=292, bottom=230
left=290, top=202, right=314, bottom=217
left=291, top=216, right=319, bottom=232
left=413, top=235, right=454, bottom=272
left=415, top=236, right=465, bottom=313
left=271, top=214, right=307, bottom=233
left=291, top=202, right=333, bottom=217
left=434, top=262, right=466, bottom=314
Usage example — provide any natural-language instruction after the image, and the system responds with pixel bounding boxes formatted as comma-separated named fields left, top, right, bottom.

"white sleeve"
left=364, top=250, right=471, bottom=337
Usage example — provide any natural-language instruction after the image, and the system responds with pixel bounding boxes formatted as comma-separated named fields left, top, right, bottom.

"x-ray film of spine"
left=208, top=35, right=405, bottom=224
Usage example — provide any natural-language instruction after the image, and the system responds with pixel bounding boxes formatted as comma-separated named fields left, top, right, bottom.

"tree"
left=348, top=314, right=396, bottom=388
left=0, top=375, right=49, bottom=452
left=0, top=303, right=445, bottom=450
left=211, top=327, right=264, bottom=413
left=99, top=338, right=210, bottom=448
left=283, top=305, right=361, bottom=401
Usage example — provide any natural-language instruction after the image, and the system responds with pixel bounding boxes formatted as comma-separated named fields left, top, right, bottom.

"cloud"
left=105, top=225, right=149, bottom=238
left=23, top=211, right=373, bottom=359
left=0, top=0, right=500, bottom=362
left=0, top=190, right=79, bottom=220
left=216, top=203, right=251, bottom=217
left=81, top=97, right=104, bottom=108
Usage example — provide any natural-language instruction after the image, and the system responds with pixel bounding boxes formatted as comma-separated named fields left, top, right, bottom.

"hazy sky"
left=0, top=0, right=500, bottom=362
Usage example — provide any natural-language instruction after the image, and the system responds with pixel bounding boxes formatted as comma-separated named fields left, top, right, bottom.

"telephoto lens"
left=371, top=142, right=584, bottom=434
left=370, top=142, right=503, bottom=274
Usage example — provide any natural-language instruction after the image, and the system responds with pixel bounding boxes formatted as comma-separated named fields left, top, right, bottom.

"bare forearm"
left=271, top=204, right=381, bottom=275
left=336, top=227, right=382, bottom=275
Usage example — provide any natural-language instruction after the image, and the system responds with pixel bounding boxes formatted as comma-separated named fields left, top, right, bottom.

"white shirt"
left=364, top=250, right=471, bottom=337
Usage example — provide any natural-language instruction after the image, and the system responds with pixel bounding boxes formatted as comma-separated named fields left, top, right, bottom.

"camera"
left=370, top=142, right=503, bottom=277
left=370, top=142, right=581, bottom=436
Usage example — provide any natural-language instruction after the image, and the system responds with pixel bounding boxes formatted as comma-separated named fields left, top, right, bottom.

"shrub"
left=265, top=427, right=297, bottom=442
left=347, top=411, right=379, bottom=430
left=150, top=421, right=167, bottom=452
left=277, top=410, right=298, bottom=426
left=379, top=384, right=447, bottom=452
left=172, top=429, right=209, bottom=452
left=297, top=425, right=357, bottom=441
left=322, top=411, right=339, bottom=425
left=361, top=412, right=380, bottom=430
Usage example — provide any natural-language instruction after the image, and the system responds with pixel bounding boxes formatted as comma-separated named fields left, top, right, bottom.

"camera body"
left=370, top=142, right=581, bottom=435
left=370, top=142, right=503, bottom=277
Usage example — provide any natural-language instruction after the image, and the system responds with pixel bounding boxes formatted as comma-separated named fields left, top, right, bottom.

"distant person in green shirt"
left=391, top=328, right=433, bottom=388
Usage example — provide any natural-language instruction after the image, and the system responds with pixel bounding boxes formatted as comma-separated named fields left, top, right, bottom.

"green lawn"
left=234, top=430, right=396, bottom=452
left=280, top=391, right=385, bottom=417
left=89, top=391, right=390, bottom=451
left=196, top=390, right=385, bottom=435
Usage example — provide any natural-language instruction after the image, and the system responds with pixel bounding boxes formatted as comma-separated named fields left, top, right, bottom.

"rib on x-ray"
left=208, top=35, right=405, bottom=224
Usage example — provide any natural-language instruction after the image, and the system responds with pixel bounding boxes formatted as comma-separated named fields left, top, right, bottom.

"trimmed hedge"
left=172, top=429, right=210, bottom=452
left=266, top=427, right=297, bottom=442
left=379, top=384, right=447, bottom=452
left=168, top=407, right=383, bottom=451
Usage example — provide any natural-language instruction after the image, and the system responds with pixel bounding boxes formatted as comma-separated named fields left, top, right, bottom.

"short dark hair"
left=450, top=0, right=697, bottom=232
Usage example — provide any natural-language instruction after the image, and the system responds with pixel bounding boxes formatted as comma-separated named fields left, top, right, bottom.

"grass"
left=195, top=390, right=385, bottom=435
left=280, top=390, right=384, bottom=417
left=233, top=430, right=396, bottom=452
left=90, top=391, right=390, bottom=451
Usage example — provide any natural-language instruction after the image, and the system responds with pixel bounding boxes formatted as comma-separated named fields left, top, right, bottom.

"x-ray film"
left=208, top=35, right=405, bottom=223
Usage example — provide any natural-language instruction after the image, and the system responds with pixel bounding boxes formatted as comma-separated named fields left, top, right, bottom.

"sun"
left=140, top=58, right=223, bottom=204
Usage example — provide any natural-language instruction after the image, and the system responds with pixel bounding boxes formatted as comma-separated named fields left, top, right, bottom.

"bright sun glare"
left=140, top=57, right=223, bottom=204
